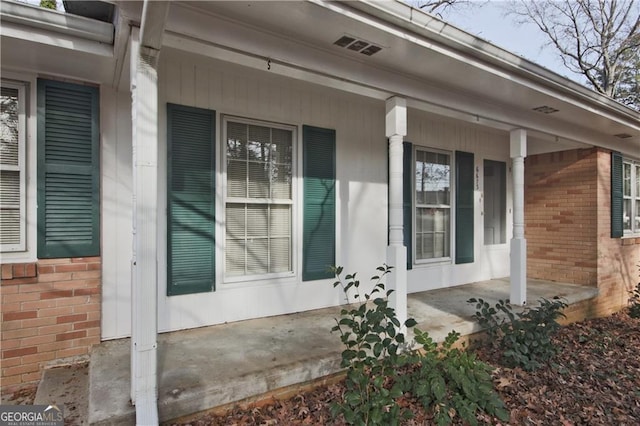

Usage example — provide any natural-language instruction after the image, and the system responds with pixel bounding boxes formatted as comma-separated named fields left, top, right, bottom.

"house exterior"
left=1, top=0, right=638, bottom=421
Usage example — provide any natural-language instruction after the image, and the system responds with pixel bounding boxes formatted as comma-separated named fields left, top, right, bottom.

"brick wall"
left=594, top=149, right=640, bottom=316
left=525, top=147, right=640, bottom=319
left=1, top=257, right=101, bottom=390
left=525, top=148, right=599, bottom=286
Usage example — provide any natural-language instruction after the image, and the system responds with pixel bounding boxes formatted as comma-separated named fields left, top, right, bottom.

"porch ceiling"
left=167, top=0, right=639, bottom=155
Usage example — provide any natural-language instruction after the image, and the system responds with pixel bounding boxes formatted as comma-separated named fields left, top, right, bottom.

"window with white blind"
left=414, top=148, right=451, bottom=260
left=224, top=117, right=294, bottom=278
left=622, top=159, right=640, bottom=235
left=0, top=82, right=26, bottom=252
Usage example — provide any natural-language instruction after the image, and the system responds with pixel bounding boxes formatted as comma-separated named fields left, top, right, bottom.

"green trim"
left=402, top=141, right=413, bottom=270
left=455, top=151, right=474, bottom=264
left=37, top=79, right=100, bottom=259
left=167, top=103, right=216, bottom=296
left=302, top=125, right=336, bottom=281
left=611, top=152, right=623, bottom=238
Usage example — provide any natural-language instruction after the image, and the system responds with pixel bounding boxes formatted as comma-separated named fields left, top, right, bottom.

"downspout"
left=130, top=1, right=169, bottom=424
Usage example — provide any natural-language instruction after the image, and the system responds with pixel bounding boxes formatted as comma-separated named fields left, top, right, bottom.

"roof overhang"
left=1, top=0, right=638, bottom=156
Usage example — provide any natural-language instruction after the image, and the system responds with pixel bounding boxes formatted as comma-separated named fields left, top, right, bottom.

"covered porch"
left=84, top=278, right=597, bottom=424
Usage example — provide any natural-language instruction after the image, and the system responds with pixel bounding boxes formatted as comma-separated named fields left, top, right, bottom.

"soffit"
left=172, top=0, right=639, bottom=154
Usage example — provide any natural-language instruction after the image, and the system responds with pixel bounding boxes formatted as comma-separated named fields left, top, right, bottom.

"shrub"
left=468, top=297, right=567, bottom=371
left=330, top=265, right=414, bottom=425
left=400, top=330, right=509, bottom=426
left=331, top=265, right=508, bottom=425
left=629, top=283, right=640, bottom=318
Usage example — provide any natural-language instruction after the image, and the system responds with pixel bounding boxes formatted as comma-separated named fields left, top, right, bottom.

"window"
left=224, top=118, right=294, bottom=277
left=623, top=159, right=640, bottom=234
left=0, top=81, right=26, bottom=252
left=414, top=148, right=451, bottom=260
left=483, top=160, right=506, bottom=245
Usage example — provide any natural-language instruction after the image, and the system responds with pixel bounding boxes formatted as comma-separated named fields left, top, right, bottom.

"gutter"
left=343, top=0, right=639, bottom=127
left=0, top=0, right=114, bottom=45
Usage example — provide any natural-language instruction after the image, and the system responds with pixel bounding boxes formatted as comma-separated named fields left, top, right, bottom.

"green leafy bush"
left=331, top=265, right=508, bottom=425
left=468, top=297, right=567, bottom=371
left=400, top=330, right=509, bottom=426
left=629, top=282, right=640, bottom=318
left=330, top=265, right=414, bottom=425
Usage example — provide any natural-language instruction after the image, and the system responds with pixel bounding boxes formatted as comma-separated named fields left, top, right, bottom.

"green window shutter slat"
left=303, top=125, right=336, bottom=281
left=167, top=104, right=215, bottom=296
left=403, top=142, right=413, bottom=270
left=455, top=151, right=474, bottom=264
left=611, top=152, right=623, bottom=238
left=37, top=79, right=100, bottom=258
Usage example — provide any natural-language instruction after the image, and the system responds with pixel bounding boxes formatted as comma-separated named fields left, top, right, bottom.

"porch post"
left=510, top=129, right=527, bottom=305
left=386, top=96, right=408, bottom=328
left=130, top=2, right=169, bottom=425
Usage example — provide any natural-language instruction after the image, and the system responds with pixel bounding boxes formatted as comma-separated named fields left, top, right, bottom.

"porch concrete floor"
left=82, top=278, right=597, bottom=425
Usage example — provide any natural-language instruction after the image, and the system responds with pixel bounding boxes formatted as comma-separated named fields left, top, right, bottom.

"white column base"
left=510, top=238, right=527, bottom=305
left=386, top=245, right=407, bottom=330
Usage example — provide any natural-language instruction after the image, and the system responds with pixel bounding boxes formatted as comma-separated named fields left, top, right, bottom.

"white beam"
left=130, top=0, right=168, bottom=422
left=510, top=129, right=527, bottom=306
left=386, top=96, right=408, bottom=329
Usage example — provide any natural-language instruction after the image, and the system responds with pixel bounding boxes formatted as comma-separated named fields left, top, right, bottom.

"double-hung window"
left=414, top=148, right=451, bottom=260
left=623, top=159, right=640, bottom=234
left=0, top=81, right=26, bottom=252
left=224, top=117, right=294, bottom=278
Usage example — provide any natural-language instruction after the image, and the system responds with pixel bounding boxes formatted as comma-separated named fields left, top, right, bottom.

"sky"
left=436, top=1, right=586, bottom=84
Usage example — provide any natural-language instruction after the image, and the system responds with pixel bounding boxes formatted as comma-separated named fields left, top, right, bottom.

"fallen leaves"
left=172, top=309, right=640, bottom=425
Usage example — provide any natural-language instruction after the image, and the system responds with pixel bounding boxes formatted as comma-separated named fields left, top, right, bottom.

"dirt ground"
left=171, top=309, right=640, bottom=425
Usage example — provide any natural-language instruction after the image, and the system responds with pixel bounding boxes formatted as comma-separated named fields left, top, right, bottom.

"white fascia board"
left=1, top=0, right=114, bottom=45
left=331, top=0, right=640, bottom=128
left=1, top=21, right=112, bottom=57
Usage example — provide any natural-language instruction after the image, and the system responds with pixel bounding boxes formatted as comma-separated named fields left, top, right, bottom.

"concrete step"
left=35, top=363, right=89, bottom=426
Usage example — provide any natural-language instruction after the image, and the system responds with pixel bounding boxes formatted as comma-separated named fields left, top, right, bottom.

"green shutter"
left=37, top=79, right=99, bottom=258
left=167, top=104, right=215, bottom=295
left=611, top=152, right=623, bottom=238
left=455, top=151, right=474, bottom=264
left=403, top=142, right=413, bottom=270
left=303, top=125, right=336, bottom=281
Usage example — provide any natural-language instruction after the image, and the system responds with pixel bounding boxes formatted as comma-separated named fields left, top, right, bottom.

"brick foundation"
left=526, top=148, right=640, bottom=318
left=1, top=257, right=101, bottom=390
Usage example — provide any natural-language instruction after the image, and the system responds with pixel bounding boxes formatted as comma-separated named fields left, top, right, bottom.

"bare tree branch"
left=507, top=0, right=639, bottom=105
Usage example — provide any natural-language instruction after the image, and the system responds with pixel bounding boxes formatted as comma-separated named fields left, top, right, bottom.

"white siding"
left=101, top=86, right=133, bottom=339
left=100, top=48, right=515, bottom=338
left=405, top=110, right=512, bottom=292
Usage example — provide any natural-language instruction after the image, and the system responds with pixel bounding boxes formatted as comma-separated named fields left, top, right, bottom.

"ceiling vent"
left=614, top=133, right=632, bottom=139
left=334, top=35, right=383, bottom=56
left=532, top=105, right=559, bottom=114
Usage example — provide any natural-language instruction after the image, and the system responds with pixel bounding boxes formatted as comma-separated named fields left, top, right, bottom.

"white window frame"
left=1, top=80, right=27, bottom=252
left=221, top=115, right=297, bottom=283
left=622, top=158, right=640, bottom=236
left=413, top=145, right=453, bottom=265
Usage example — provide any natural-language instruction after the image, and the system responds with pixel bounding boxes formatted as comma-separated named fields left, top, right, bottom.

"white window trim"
left=622, top=158, right=640, bottom=236
left=413, top=145, right=454, bottom=265
left=1, top=79, right=27, bottom=253
left=220, top=115, right=298, bottom=284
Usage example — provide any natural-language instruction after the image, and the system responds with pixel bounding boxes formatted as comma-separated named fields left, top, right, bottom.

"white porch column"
left=510, top=129, right=527, bottom=305
left=385, top=97, right=408, bottom=327
left=130, top=2, right=169, bottom=425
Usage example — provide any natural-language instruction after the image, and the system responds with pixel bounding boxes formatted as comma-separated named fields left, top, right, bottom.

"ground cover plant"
left=171, top=308, right=640, bottom=425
